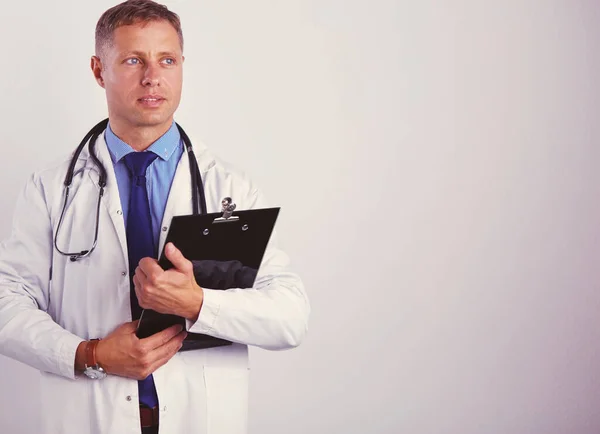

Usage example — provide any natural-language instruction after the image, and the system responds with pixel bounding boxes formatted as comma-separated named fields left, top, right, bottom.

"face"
left=91, top=20, right=184, bottom=131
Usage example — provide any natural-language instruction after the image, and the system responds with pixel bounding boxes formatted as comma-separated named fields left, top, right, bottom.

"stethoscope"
left=53, top=118, right=207, bottom=262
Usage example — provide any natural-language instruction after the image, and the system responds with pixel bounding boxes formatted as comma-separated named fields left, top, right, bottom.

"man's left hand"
left=133, top=242, right=203, bottom=322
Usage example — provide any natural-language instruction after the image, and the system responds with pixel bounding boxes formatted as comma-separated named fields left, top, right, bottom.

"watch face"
left=84, top=367, right=107, bottom=380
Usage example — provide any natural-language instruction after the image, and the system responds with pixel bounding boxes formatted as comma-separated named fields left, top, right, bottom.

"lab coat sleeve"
left=0, top=174, right=84, bottom=379
left=185, top=186, right=310, bottom=350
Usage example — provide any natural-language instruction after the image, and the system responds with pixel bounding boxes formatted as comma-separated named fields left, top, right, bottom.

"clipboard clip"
left=213, top=197, right=239, bottom=223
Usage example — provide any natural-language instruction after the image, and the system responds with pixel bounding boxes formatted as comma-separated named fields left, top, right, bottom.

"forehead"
left=110, top=20, right=181, bottom=54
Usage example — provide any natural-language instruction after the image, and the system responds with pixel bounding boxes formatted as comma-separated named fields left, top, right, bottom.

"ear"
left=90, top=56, right=105, bottom=88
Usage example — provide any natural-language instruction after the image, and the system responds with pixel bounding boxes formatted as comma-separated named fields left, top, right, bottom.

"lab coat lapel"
left=86, top=132, right=129, bottom=267
left=158, top=146, right=194, bottom=256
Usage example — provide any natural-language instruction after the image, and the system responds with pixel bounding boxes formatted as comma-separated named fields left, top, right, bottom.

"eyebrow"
left=120, top=50, right=179, bottom=58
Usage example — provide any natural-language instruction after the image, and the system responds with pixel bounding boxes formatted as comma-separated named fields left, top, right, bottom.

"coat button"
left=117, top=210, right=122, bottom=215
left=162, top=226, right=168, bottom=232
left=126, top=395, right=132, bottom=401
left=121, top=271, right=127, bottom=276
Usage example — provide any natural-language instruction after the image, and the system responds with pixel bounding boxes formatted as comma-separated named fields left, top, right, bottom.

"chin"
left=136, top=114, right=173, bottom=128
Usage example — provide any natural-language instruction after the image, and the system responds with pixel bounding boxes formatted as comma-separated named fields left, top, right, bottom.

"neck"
left=108, top=118, right=173, bottom=151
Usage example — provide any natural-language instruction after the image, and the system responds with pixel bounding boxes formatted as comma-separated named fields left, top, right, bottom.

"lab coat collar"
left=79, top=127, right=215, bottom=264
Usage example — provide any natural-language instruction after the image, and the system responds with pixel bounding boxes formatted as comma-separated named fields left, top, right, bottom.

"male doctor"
left=0, top=1, right=309, bottom=433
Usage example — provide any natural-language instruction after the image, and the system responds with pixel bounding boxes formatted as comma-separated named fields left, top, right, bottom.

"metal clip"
left=221, top=197, right=236, bottom=219
left=213, top=197, right=239, bottom=223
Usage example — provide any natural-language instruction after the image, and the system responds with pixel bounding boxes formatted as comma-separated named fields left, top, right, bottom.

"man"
left=0, top=1, right=310, bottom=433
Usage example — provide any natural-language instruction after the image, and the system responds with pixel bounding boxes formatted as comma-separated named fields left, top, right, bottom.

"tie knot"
left=123, top=152, right=158, bottom=177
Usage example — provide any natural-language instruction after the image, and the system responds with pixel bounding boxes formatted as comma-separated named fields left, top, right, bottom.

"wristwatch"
left=83, top=339, right=107, bottom=379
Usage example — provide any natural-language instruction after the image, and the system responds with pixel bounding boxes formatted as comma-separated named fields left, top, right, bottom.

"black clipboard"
left=135, top=200, right=280, bottom=351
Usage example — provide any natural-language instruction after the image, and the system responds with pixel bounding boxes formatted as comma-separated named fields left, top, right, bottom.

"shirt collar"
left=104, top=121, right=181, bottom=163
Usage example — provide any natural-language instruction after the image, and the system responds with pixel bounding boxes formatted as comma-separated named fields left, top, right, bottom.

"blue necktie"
left=123, top=151, right=159, bottom=409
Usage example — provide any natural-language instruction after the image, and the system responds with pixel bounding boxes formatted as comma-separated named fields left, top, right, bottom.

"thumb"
left=121, top=319, right=140, bottom=333
left=106, top=320, right=138, bottom=338
left=165, top=242, right=192, bottom=274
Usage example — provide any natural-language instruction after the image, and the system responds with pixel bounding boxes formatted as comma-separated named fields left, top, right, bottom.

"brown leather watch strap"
left=85, top=339, right=101, bottom=368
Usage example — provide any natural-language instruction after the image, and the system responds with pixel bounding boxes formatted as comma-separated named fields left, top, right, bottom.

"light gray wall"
left=0, top=1, right=599, bottom=433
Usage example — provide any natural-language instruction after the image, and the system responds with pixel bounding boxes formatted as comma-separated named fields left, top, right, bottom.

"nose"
left=142, top=64, right=160, bottom=87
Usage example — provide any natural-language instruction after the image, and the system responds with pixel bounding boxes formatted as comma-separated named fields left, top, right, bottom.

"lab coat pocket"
left=39, top=371, right=91, bottom=434
left=203, top=365, right=250, bottom=434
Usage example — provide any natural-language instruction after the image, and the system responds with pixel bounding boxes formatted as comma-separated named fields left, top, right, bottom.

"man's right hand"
left=92, top=320, right=187, bottom=380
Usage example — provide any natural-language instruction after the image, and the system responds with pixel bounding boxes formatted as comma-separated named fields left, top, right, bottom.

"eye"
left=162, top=58, right=176, bottom=65
left=125, top=58, right=141, bottom=65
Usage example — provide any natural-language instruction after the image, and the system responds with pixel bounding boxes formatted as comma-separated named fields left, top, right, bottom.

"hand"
left=133, top=242, right=203, bottom=321
left=95, top=320, right=187, bottom=380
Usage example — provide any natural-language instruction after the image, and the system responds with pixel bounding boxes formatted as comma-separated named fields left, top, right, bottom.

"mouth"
left=137, top=96, right=165, bottom=107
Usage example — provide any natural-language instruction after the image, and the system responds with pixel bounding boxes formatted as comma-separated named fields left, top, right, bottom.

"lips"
left=138, top=95, right=164, bottom=102
left=137, top=95, right=165, bottom=107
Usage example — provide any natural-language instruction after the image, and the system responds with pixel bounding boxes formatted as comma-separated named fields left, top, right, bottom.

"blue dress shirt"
left=104, top=121, right=184, bottom=256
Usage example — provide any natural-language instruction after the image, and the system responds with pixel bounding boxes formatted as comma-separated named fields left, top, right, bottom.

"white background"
left=1, top=1, right=600, bottom=433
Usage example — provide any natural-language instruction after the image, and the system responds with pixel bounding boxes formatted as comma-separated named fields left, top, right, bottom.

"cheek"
left=165, top=70, right=183, bottom=90
left=105, top=89, right=129, bottom=112
left=167, top=78, right=183, bottom=104
left=105, top=73, right=139, bottom=99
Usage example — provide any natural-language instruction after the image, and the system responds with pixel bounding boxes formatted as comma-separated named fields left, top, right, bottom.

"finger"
left=130, top=319, right=140, bottom=327
left=140, top=323, right=185, bottom=351
left=164, top=243, right=192, bottom=275
left=134, top=271, right=151, bottom=308
left=146, top=331, right=188, bottom=370
left=135, top=263, right=148, bottom=281
left=126, top=319, right=140, bottom=331
left=107, top=320, right=139, bottom=336
left=134, top=268, right=150, bottom=291
left=132, top=274, right=143, bottom=306
left=139, top=258, right=162, bottom=280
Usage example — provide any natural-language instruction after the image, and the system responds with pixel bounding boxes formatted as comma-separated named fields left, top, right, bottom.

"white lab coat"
left=0, top=130, right=310, bottom=434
